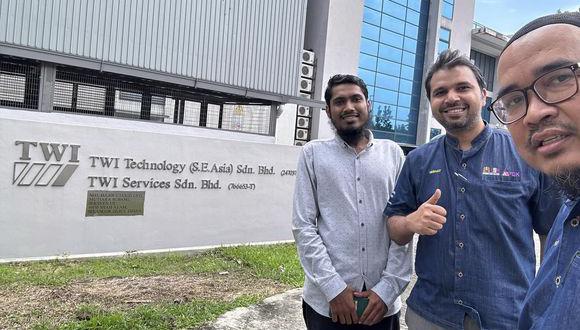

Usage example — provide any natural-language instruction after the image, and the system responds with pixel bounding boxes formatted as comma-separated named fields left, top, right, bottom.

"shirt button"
left=462, top=163, right=467, bottom=168
left=571, top=217, right=579, bottom=228
left=457, top=272, right=463, bottom=278
left=357, top=177, right=361, bottom=181
left=460, top=187, right=465, bottom=193
left=362, top=247, right=365, bottom=252
left=555, top=275, right=561, bottom=286
left=356, top=156, right=360, bottom=160
left=554, top=239, right=560, bottom=247
left=458, top=242, right=464, bottom=248
left=459, top=214, right=465, bottom=220
left=457, top=299, right=463, bottom=305
left=361, top=223, right=365, bottom=227
left=359, top=200, right=362, bottom=204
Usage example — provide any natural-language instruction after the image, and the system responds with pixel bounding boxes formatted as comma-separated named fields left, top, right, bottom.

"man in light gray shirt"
left=292, top=74, right=412, bottom=330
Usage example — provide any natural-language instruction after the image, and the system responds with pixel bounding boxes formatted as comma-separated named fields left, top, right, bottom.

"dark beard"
left=552, top=167, right=580, bottom=201
left=330, top=117, right=371, bottom=145
left=337, top=126, right=365, bottom=144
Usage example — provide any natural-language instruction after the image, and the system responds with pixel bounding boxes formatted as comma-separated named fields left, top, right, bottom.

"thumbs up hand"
left=406, top=189, right=447, bottom=236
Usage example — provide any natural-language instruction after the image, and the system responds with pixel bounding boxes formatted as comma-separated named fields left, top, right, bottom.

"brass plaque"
left=85, top=190, right=145, bottom=217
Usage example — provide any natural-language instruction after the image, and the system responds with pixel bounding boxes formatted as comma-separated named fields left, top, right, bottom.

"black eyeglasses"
left=488, top=62, right=580, bottom=125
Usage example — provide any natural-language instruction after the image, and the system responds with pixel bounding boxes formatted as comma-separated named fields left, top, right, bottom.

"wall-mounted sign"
left=85, top=190, right=145, bottom=217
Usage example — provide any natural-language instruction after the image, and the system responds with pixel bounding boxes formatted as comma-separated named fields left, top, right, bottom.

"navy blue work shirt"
left=384, top=124, right=561, bottom=329
left=518, top=199, right=579, bottom=330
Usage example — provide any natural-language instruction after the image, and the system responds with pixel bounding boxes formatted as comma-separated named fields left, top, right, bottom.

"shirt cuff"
left=319, top=274, right=348, bottom=302
left=371, top=279, right=397, bottom=311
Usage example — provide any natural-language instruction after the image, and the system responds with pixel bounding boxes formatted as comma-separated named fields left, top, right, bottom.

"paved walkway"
left=202, top=235, right=542, bottom=329
left=200, top=288, right=306, bottom=330
left=201, top=287, right=411, bottom=330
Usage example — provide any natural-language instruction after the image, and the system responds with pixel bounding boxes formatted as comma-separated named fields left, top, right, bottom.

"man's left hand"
left=354, top=290, right=387, bottom=326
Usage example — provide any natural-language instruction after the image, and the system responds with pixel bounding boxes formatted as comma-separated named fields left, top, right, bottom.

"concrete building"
left=1, top=0, right=493, bottom=261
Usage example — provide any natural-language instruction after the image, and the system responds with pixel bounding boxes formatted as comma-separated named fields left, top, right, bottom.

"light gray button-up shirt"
left=292, top=131, right=412, bottom=318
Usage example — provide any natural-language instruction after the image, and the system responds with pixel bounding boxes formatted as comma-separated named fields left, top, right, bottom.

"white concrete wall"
left=304, top=0, right=364, bottom=141
left=0, top=108, right=299, bottom=261
left=274, top=103, right=298, bottom=145
left=447, top=0, right=475, bottom=56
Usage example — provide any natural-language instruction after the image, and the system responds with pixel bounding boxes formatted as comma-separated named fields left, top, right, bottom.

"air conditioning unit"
left=296, top=117, right=310, bottom=128
left=302, top=49, right=315, bottom=64
left=301, top=63, right=314, bottom=78
left=295, top=128, right=309, bottom=140
left=300, top=92, right=312, bottom=99
left=294, top=140, right=306, bottom=146
left=300, top=78, right=313, bottom=92
left=297, top=105, right=311, bottom=117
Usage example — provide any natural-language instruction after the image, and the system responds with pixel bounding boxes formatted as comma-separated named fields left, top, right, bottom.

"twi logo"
left=13, top=141, right=80, bottom=187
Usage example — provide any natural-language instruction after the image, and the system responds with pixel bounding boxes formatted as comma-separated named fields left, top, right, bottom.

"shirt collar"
left=444, top=122, right=492, bottom=152
left=335, top=129, right=374, bottom=151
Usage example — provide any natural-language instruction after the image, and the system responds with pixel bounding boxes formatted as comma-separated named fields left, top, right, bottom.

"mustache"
left=526, top=118, right=577, bottom=149
left=339, top=111, right=359, bottom=119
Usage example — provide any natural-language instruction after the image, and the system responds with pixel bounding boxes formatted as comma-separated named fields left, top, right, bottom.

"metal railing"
left=0, top=55, right=273, bottom=136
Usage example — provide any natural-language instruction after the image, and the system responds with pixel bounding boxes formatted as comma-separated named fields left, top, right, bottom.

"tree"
left=372, top=104, right=394, bottom=132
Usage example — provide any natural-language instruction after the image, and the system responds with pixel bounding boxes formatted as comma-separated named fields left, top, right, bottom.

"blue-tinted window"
left=402, top=51, right=415, bottom=66
left=374, top=87, right=398, bottom=105
left=359, top=53, right=378, bottom=71
left=378, top=44, right=402, bottom=62
left=380, top=29, right=404, bottom=48
left=407, top=0, right=421, bottom=11
left=405, top=23, right=419, bottom=39
left=438, top=27, right=450, bottom=54
left=383, top=1, right=406, bottom=18
left=381, top=14, right=405, bottom=34
left=364, top=0, right=382, bottom=11
left=364, top=8, right=382, bottom=25
left=376, top=73, right=399, bottom=91
left=362, top=22, right=380, bottom=40
left=396, top=106, right=410, bottom=121
left=442, top=1, right=453, bottom=19
left=400, top=65, right=414, bottom=80
left=359, top=2, right=428, bottom=144
left=398, top=93, right=412, bottom=107
left=403, top=37, right=417, bottom=53
left=372, top=103, right=395, bottom=132
left=391, top=0, right=407, bottom=6
left=359, top=69, right=376, bottom=86
left=361, top=38, right=379, bottom=55
left=399, top=78, right=413, bottom=94
left=438, top=40, right=449, bottom=54
left=439, top=27, right=450, bottom=42
left=377, top=58, right=401, bottom=77
left=367, top=86, right=375, bottom=100
left=395, top=120, right=410, bottom=134
left=406, top=8, right=420, bottom=25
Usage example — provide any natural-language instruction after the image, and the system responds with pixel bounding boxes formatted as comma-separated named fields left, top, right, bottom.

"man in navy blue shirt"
left=491, top=12, right=580, bottom=330
left=384, top=49, right=561, bottom=330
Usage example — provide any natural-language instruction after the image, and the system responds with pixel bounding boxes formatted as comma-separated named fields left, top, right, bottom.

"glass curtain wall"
left=358, top=0, right=430, bottom=144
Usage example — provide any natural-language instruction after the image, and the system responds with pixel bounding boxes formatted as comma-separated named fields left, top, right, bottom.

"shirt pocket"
left=480, top=181, right=525, bottom=232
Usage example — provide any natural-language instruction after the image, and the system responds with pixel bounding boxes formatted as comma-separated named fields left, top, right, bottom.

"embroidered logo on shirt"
left=429, top=169, right=442, bottom=174
left=482, top=166, right=520, bottom=177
